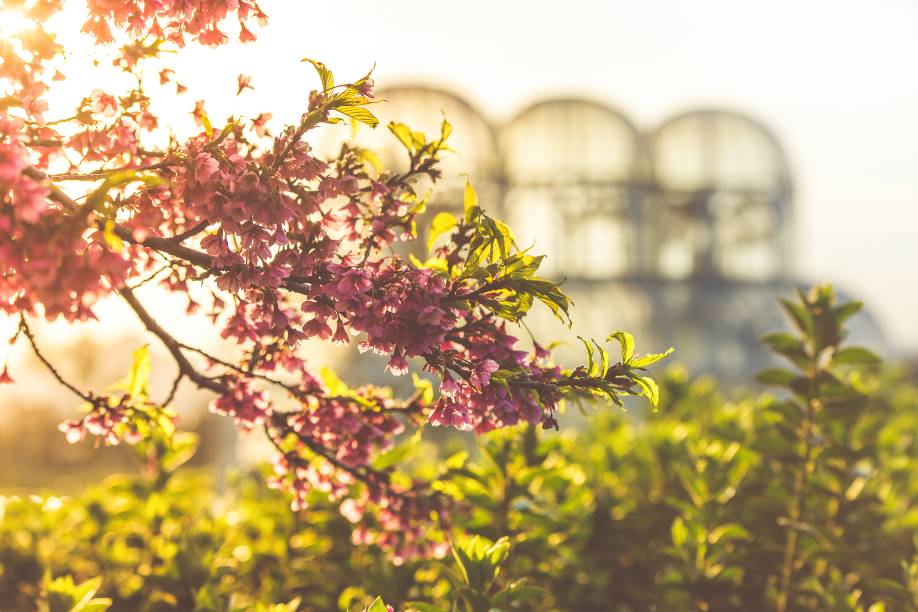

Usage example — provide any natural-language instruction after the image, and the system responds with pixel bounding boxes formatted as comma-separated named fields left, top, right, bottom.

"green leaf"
left=594, top=339, right=610, bottom=377
left=708, top=523, right=751, bottom=544
left=201, top=111, right=213, bottom=138
left=833, top=300, right=863, bottom=325
left=486, top=536, right=511, bottom=569
left=779, top=297, right=813, bottom=336
left=402, top=603, right=445, bottom=612
left=365, top=596, right=388, bottom=612
left=127, top=345, right=152, bottom=399
left=46, top=575, right=111, bottom=612
left=388, top=121, right=416, bottom=153
left=335, top=105, right=379, bottom=128
left=427, top=211, right=458, bottom=251
left=463, top=178, right=478, bottom=223
left=160, top=432, right=199, bottom=472
left=756, top=368, right=797, bottom=387
left=450, top=539, right=473, bottom=587
left=760, top=332, right=810, bottom=369
left=440, top=117, right=452, bottom=143
left=301, top=58, right=334, bottom=91
left=99, top=220, right=123, bottom=252
left=629, top=347, right=674, bottom=369
left=87, top=170, right=167, bottom=212
left=356, top=148, right=382, bottom=173
left=607, top=330, right=635, bottom=363
left=371, top=429, right=421, bottom=471
left=320, top=366, right=346, bottom=396
left=491, top=582, right=547, bottom=607
left=577, top=336, right=595, bottom=375
left=502, top=277, right=571, bottom=325
left=633, top=375, right=660, bottom=408
left=671, top=516, right=688, bottom=549
left=411, top=372, right=434, bottom=404
left=833, top=346, right=881, bottom=366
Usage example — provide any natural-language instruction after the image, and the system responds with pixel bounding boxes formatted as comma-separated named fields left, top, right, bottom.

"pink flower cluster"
left=1, top=112, right=130, bottom=320
left=0, top=113, right=48, bottom=224
left=209, top=376, right=271, bottom=429
left=57, top=393, right=161, bottom=446
left=428, top=320, right=564, bottom=433
left=269, top=450, right=354, bottom=512
left=3, top=0, right=641, bottom=564
left=350, top=486, right=451, bottom=565
left=309, top=262, right=456, bottom=368
left=286, top=392, right=405, bottom=468
left=83, top=0, right=268, bottom=46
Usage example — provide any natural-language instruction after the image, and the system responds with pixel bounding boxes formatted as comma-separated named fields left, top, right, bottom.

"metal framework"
left=323, top=85, right=884, bottom=381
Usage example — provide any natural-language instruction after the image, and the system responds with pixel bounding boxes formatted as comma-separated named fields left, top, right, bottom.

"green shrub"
left=1, top=287, right=916, bottom=611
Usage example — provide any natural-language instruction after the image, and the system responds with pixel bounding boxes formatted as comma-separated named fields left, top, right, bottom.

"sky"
left=4, top=0, right=918, bottom=353
left=173, top=0, right=918, bottom=353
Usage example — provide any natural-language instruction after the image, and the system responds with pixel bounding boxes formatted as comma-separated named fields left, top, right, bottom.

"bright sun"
left=0, top=9, right=35, bottom=38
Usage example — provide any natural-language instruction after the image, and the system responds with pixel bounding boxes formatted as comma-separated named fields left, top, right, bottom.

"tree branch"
left=119, top=287, right=226, bottom=394
left=18, top=316, right=93, bottom=402
left=25, top=165, right=314, bottom=296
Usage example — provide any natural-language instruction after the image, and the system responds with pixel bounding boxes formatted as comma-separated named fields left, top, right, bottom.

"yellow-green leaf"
left=301, top=58, right=334, bottom=92
left=463, top=178, right=478, bottom=223
left=127, top=345, right=152, bottom=399
left=357, top=148, right=382, bottom=173
left=634, top=375, right=660, bottom=408
left=607, top=330, right=635, bottom=363
left=102, top=219, right=124, bottom=252
left=427, top=211, right=458, bottom=251
left=335, top=105, right=379, bottom=128
left=388, top=121, right=415, bottom=152
left=320, top=366, right=345, bottom=396
left=440, top=117, right=453, bottom=143
left=630, top=347, right=675, bottom=369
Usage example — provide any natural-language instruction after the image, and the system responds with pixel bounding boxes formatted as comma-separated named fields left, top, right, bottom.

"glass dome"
left=500, top=100, right=651, bottom=279
left=648, top=110, right=793, bottom=280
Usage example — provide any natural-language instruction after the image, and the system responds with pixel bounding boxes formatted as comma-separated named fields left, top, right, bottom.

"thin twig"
left=18, top=316, right=92, bottom=402
left=119, top=287, right=225, bottom=394
left=162, top=372, right=184, bottom=406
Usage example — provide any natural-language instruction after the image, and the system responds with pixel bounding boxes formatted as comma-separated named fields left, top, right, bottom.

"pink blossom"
left=386, top=354, right=409, bottom=376
left=194, top=152, right=220, bottom=183
left=470, top=359, right=499, bottom=389
left=428, top=399, right=473, bottom=431
left=0, top=143, right=26, bottom=182
left=440, top=374, right=459, bottom=399
left=209, top=378, right=271, bottom=429
left=340, top=498, right=363, bottom=523
left=90, top=90, right=118, bottom=117
left=332, top=324, right=350, bottom=345
left=358, top=78, right=375, bottom=98
left=236, top=74, right=253, bottom=95
left=58, top=420, right=86, bottom=444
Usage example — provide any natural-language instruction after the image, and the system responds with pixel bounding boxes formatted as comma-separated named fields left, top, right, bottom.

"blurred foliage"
left=0, top=286, right=916, bottom=611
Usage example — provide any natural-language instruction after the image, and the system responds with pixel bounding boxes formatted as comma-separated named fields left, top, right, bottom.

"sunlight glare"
left=0, top=9, right=35, bottom=38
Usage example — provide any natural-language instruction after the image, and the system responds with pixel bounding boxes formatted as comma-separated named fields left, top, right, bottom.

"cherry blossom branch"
left=176, top=340, right=301, bottom=392
left=119, top=287, right=226, bottom=394
left=49, top=161, right=176, bottom=181
left=164, top=220, right=209, bottom=243
left=24, top=165, right=222, bottom=270
left=264, top=419, right=388, bottom=485
left=268, top=110, right=325, bottom=173
left=25, top=166, right=319, bottom=298
left=120, top=290, right=421, bottom=491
